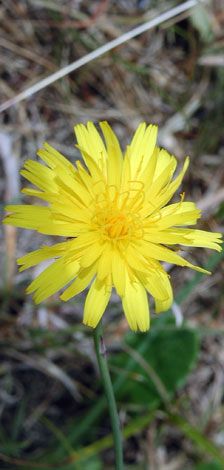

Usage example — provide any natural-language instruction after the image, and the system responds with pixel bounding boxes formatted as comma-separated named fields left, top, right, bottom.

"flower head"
left=3, top=122, right=222, bottom=331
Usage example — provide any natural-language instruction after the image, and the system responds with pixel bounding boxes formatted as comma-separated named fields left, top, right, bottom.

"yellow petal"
left=74, top=122, right=107, bottom=170
left=21, top=188, right=55, bottom=203
left=20, top=159, right=57, bottom=192
left=27, top=257, right=80, bottom=304
left=139, top=147, right=159, bottom=190
left=122, top=273, right=150, bottom=332
left=111, top=249, right=126, bottom=296
left=105, top=145, right=122, bottom=187
left=120, top=145, right=131, bottom=192
left=155, top=272, right=173, bottom=313
left=38, top=143, right=76, bottom=173
left=39, top=221, right=86, bottom=237
left=99, top=121, right=123, bottom=186
left=75, top=145, right=105, bottom=184
left=144, top=228, right=223, bottom=250
left=129, top=122, right=146, bottom=155
left=83, top=276, right=112, bottom=327
left=3, top=205, right=51, bottom=230
left=4, top=204, right=85, bottom=237
left=153, top=148, right=177, bottom=181
left=137, top=266, right=170, bottom=302
left=136, top=240, right=211, bottom=274
left=147, top=159, right=178, bottom=201
left=54, top=166, right=92, bottom=207
left=176, top=229, right=223, bottom=251
left=129, top=123, right=158, bottom=177
left=154, top=157, right=189, bottom=209
left=61, top=262, right=97, bottom=301
left=17, top=241, right=70, bottom=271
left=147, top=209, right=201, bottom=231
left=97, top=244, right=113, bottom=280
left=125, top=245, right=149, bottom=274
left=51, top=196, right=91, bottom=223
left=155, top=202, right=200, bottom=229
left=67, top=232, right=100, bottom=254
left=81, top=242, right=104, bottom=268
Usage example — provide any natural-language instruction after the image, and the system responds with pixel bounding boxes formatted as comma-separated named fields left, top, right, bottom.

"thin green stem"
left=93, top=320, right=123, bottom=470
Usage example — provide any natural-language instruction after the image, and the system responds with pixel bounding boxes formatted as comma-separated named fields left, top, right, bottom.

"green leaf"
left=111, top=320, right=198, bottom=406
left=80, top=455, right=102, bottom=470
left=70, top=455, right=102, bottom=470
left=196, top=462, right=224, bottom=470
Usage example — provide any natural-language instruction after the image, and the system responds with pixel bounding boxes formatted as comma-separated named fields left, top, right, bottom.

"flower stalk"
left=93, top=321, right=123, bottom=469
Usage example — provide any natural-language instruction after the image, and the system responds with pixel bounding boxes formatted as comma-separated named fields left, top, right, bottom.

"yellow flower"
left=3, top=122, right=222, bottom=331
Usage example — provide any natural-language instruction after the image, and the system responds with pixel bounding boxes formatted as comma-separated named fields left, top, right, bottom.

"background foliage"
left=0, top=1, right=224, bottom=469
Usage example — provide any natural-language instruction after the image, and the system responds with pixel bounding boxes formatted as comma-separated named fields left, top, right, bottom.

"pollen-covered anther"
left=94, top=208, right=140, bottom=241
left=92, top=185, right=145, bottom=242
left=105, top=213, right=128, bottom=238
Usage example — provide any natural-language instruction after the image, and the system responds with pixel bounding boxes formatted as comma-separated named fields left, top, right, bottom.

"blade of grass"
left=41, top=417, right=74, bottom=456
left=11, top=400, right=27, bottom=442
left=53, top=410, right=156, bottom=469
left=169, top=413, right=224, bottom=466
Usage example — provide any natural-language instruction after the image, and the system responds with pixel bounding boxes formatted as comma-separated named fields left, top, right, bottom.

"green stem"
left=93, top=320, right=124, bottom=470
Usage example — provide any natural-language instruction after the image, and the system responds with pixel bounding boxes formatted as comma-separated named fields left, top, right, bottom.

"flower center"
left=91, top=182, right=145, bottom=243
left=105, top=212, right=129, bottom=239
